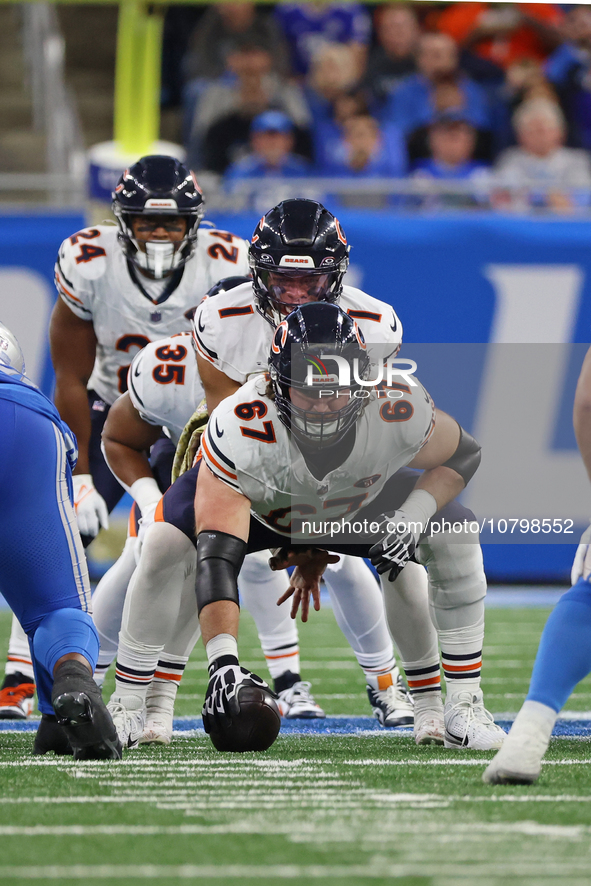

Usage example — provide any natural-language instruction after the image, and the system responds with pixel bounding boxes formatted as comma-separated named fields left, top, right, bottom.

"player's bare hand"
left=275, top=549, right=340, bottom=622
left=269, top=546, right=340, bottom=572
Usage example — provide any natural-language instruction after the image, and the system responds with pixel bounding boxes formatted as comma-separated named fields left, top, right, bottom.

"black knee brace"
left=195, top=531, right=246, bottom=615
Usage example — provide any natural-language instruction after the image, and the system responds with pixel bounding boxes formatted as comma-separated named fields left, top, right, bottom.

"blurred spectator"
left=183, top=3, right=289, bottom=81
left=275, top=2, right=371, bottom=77
left=305, top=43, right=366, bottom=167
left=382, top=32, right=492, bottom=136
left=225, top=111, right=311, bottom=183
left=318, top=113, right=406, bottom=177
left=412, top=111, right=490, bottom=180
left=495, top=98, right=591, bottom=210
left=433, top=3, right=563, bottom=70
left=188, top=41, right=311, bottom=173
left=545, top=6, right=591, bottom=150
left=364, top=5, right=420, bottom=104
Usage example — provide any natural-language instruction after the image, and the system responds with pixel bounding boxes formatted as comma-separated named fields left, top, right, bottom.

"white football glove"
left=72, top=474, right=109, bottom=539
left=571, top=521, right=591, bottom=585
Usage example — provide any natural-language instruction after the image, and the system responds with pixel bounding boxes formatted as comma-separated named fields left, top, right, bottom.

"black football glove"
left=369, top=512, right=419, bottom=582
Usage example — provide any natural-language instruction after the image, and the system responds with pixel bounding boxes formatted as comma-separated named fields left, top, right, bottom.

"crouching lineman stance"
left=484, top=345, right=591, bottom=784
left=191, top=303, right=505, bottom=752
left=0, top=323, right=121, bottom=759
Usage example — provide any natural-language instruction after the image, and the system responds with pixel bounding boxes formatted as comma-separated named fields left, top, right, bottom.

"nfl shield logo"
left=150, top=311, right=162, bottom=323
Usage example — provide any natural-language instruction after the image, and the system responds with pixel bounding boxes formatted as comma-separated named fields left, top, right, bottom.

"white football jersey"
left=127, top=333, right=203, bottom=447
left=201, top=375, right=435, bottom=539
left=193, top=281, right=402, bottom=384
left=54, top=223, right=249, bottom=405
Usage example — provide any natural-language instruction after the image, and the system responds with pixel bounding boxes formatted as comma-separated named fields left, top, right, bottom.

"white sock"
left=4, top=616, right=34, bottom=682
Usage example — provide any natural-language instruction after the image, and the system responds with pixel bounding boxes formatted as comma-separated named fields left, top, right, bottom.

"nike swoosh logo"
left=134, top=364, right=141, bottom=377
left=198, top=315, right=205, bottom=333
left=215, top=418, right=224, bottom=438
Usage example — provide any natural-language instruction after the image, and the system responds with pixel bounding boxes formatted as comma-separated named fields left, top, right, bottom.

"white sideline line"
left=0, top=820, right=589, bottom=838
left=0, top=757, right=589, bottom=770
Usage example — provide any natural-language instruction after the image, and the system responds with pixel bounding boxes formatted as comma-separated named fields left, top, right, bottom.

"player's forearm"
left=414, top=465, right=466, bottom=513
left=102, top=438, right=154, bottom=490
left=53, top=377, right=92, bottom=474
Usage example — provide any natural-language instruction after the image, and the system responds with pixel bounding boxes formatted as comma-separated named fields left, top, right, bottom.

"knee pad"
left=417, top=537, right=486, bottom=610
left=33, top=609, right=99, bottom=675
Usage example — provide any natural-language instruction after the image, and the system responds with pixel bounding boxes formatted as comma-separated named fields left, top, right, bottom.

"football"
left=207, top=684, right=281, bottom=753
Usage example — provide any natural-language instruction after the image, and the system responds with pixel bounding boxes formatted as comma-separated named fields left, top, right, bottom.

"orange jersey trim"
left=201, top=435, right=238, bottom=481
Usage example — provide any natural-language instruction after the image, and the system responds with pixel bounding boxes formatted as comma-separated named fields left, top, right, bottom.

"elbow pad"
left=442, top=425, right=481, bottom=485
left=195, top=530, right=246, bottom=615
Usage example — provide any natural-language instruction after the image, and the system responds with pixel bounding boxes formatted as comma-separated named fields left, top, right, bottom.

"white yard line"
left=1, top=862, right=591, bottom=880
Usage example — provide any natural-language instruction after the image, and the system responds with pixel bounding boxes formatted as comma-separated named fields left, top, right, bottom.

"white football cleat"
left=367, top=671, right=414, bottom=728
left=413, top=696, right=445, bottom=745
left=139, top=712, right=173, bottom=746
left=483, top=701, right=556, bottom=785
left=277, top=681, right=325, bottom=719
left=107, top=695, right=145, bottom=750
left=444, top=688, right=506, bottom=750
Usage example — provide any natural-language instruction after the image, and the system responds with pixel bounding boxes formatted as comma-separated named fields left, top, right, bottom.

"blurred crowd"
left=160, top=2, right=591, bottom=210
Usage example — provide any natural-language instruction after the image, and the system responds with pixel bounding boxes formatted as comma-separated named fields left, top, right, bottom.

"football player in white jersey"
left=192, top=200, right=502, bottom=748
left=138, top=200, right=501, bottom=750
left=0, top=155, right=249, bottom=716
left=98, top=332, right=418, bottom=747
left=90, top=281, right=327, bottom=744
left=191, top=302, right=506, bottom=753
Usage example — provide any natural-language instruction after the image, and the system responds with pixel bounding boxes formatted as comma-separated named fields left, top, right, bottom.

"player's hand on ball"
left=571, top=521, right=591, bottom=585
left=275, top=548, right=340, bottom=622
left=73, top=474, right=109, bottom=538
left=202, top=665, right=280, bottom=752
left=369, top=512, right=418, bottom=582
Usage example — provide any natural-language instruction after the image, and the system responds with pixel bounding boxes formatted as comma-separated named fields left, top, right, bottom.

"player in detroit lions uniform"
left=0, top=155, right=249, bottom=718
left=0, top=322, right=120, bottom=759
left=192, top=303, right=506, bottom=753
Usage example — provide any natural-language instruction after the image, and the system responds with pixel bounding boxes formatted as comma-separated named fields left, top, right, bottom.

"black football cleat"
left=52, top=661, right=122, bottom=761
left=33, top=713, right=73, bottom=756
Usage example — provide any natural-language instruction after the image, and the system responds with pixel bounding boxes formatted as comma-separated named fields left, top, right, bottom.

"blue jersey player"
left=484, top=345, right=591, bottom=785
left=0, top=322, right=121, bottom=759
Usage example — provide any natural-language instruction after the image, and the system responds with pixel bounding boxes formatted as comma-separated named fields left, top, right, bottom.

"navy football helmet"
left=249, top=199, right=349, bottom=327
left=112, top=155, right=205, bottom=279
left=204, top=275, right=252, bottom=300
left=268, top=302, right=370, bottom=449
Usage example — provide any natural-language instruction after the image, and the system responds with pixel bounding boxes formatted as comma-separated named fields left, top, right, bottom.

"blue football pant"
left=526, top=577, right=591, bottom=713
left=0, top=399, right=98, bottom=713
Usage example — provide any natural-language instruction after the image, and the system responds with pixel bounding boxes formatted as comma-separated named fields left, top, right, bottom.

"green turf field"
left=1, top=606, right=591, bottom=886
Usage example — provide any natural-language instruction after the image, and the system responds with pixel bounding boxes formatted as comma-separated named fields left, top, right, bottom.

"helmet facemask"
left=114, top=205, right=204, bottom=280
left=270, top=341, right=371, bottom=452
left=251, top=259, right=348, bottom=327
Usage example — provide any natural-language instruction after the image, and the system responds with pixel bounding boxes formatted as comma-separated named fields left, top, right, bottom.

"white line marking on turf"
left=3, top=863, right=591, bottom=880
